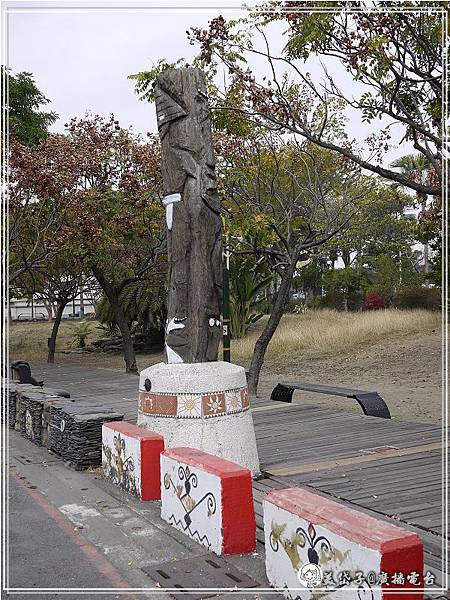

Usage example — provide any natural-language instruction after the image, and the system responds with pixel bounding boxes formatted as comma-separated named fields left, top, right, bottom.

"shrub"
left=69, top=320, right=93, bottom=348
left=286, top=299, right=298, bottom=313
left=293, top=302, right=309, bottom=315
left=346, top=290, right=364, bottom=312
left=320, top=289, right=345, bottom=310
left=96, top=321, right=121, bottom=339
left=393, top=286, right=441, bottom=311
left=229, top=257, right=273, bottom=339
left=306, top=296, right=321, bottom=311
left=362, top=292, right=385, bottom=311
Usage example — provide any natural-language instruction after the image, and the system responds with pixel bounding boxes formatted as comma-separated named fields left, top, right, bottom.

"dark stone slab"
left=47, top=401, right=123, bottom=470
left=4, top=382, right=73, bottom=444
left=8, top=387, right=18, bottom=429
left=19, top=393, right=45, bottom=445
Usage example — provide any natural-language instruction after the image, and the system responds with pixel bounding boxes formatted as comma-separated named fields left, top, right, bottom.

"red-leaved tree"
left=10, top=114, right=165, bottom=372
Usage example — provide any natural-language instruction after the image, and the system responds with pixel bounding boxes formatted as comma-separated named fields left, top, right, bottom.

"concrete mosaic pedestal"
left=137, top=361, right=260, bottom=476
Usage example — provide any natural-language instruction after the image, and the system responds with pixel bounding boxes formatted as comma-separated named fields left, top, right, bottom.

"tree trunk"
left=342, top=249, right=351, bottom=268
left=43, top=300, right=53, bottom=321
left=91, top=265, right=138, bottom=374
left=247, top=262, right=296, bottom=396
left=47, top=301, right=66, bottom=363
left=423, top=241, right=430, bottom=286
left=79, top=288, right=85, bottom=318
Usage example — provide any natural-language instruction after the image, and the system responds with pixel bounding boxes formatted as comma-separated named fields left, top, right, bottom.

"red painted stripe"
left=163, top=447, right=250, bottom=479
left=11, top=469, right=138, bottom=597
left=380, top=539, right=423, bottom=600
left=140, top=437, right=165, bottom=501
left=103, top=421, right=164, bottom=441
left=221, top=470, right=256, bottom=555
left=265, top=488, right=422, bottom=550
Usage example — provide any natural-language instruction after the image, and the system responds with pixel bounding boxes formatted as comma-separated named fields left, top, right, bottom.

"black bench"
left=270, top=382, right=391, bottom=419
left=10, top=361, right=43, bottom=387
left=10, top=361, right=70, bottom=398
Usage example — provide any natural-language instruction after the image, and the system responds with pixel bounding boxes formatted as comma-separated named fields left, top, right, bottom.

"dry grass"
left=8, top=319, right=164, bottom=370
left=231, top=309, right=441, bottom=365
left=8, top=309, right=440, bottom=370
left=8, top=319, right=104, bottom=362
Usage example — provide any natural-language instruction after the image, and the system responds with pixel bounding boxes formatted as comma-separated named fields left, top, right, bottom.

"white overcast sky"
left=4, top=0, right=412, bottom=164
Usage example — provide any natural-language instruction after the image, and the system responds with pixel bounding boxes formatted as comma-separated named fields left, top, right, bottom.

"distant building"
left=9, top=291, right=97, bottom=321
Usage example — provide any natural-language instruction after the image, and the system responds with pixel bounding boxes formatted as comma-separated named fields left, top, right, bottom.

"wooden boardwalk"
left=24, top=362, right=448, bottom=592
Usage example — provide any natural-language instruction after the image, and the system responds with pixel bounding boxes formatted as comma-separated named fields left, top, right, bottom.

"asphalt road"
left=7, top=475, right=121, bottom=598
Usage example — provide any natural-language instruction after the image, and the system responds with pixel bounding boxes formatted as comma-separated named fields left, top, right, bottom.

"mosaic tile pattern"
left=225, top=389, right=242, bottom=414
left=139, top=393, right=177, bottom=417
left=202, top=393, right=226, bottom=418
left=177, top=393, right=202, bottom=418
left=138, top=386, right=250, bottom=419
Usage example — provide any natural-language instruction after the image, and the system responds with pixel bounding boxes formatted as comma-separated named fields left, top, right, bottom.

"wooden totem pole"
left=138, top=68, right=259, bottom=475
left=154, top=67, right=222, bottom=364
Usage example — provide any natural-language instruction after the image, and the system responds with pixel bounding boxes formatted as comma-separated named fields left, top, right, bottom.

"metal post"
left=222, top=222, right=231, bottom=362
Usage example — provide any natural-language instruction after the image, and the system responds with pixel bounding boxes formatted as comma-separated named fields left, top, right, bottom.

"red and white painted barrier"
left=264, top=488, right=423, bottom=600
left=102, top=422, right=164, bottom=501
left=161, top=447, right=256, bottom=555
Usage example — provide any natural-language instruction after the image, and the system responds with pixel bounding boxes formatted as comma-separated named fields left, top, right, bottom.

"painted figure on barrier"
left=102, top=433, right=137, bottom=496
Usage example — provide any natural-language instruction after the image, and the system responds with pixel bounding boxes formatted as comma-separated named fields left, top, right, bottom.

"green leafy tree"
left=2, top=68, right=57, bottom=146
left=322, top=265, right=365, bottom=311
left=363, top=252, right=423, bottom=302
left=293, top=255, right=329, bottom=302
left=96, top=276, right=167, bottom=337
left=9, top=127, right=76, bottom=284
left=217, top=128, right=367, bottom=394
left=139, top=3, right=443, bottom=196
left=391, top=153, right=441, bottom=282
left=320, top=181, right=421, bottom=305
left=69, top=320, right=93, bottom=349
left=14, top=248, right=87, bottom=362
